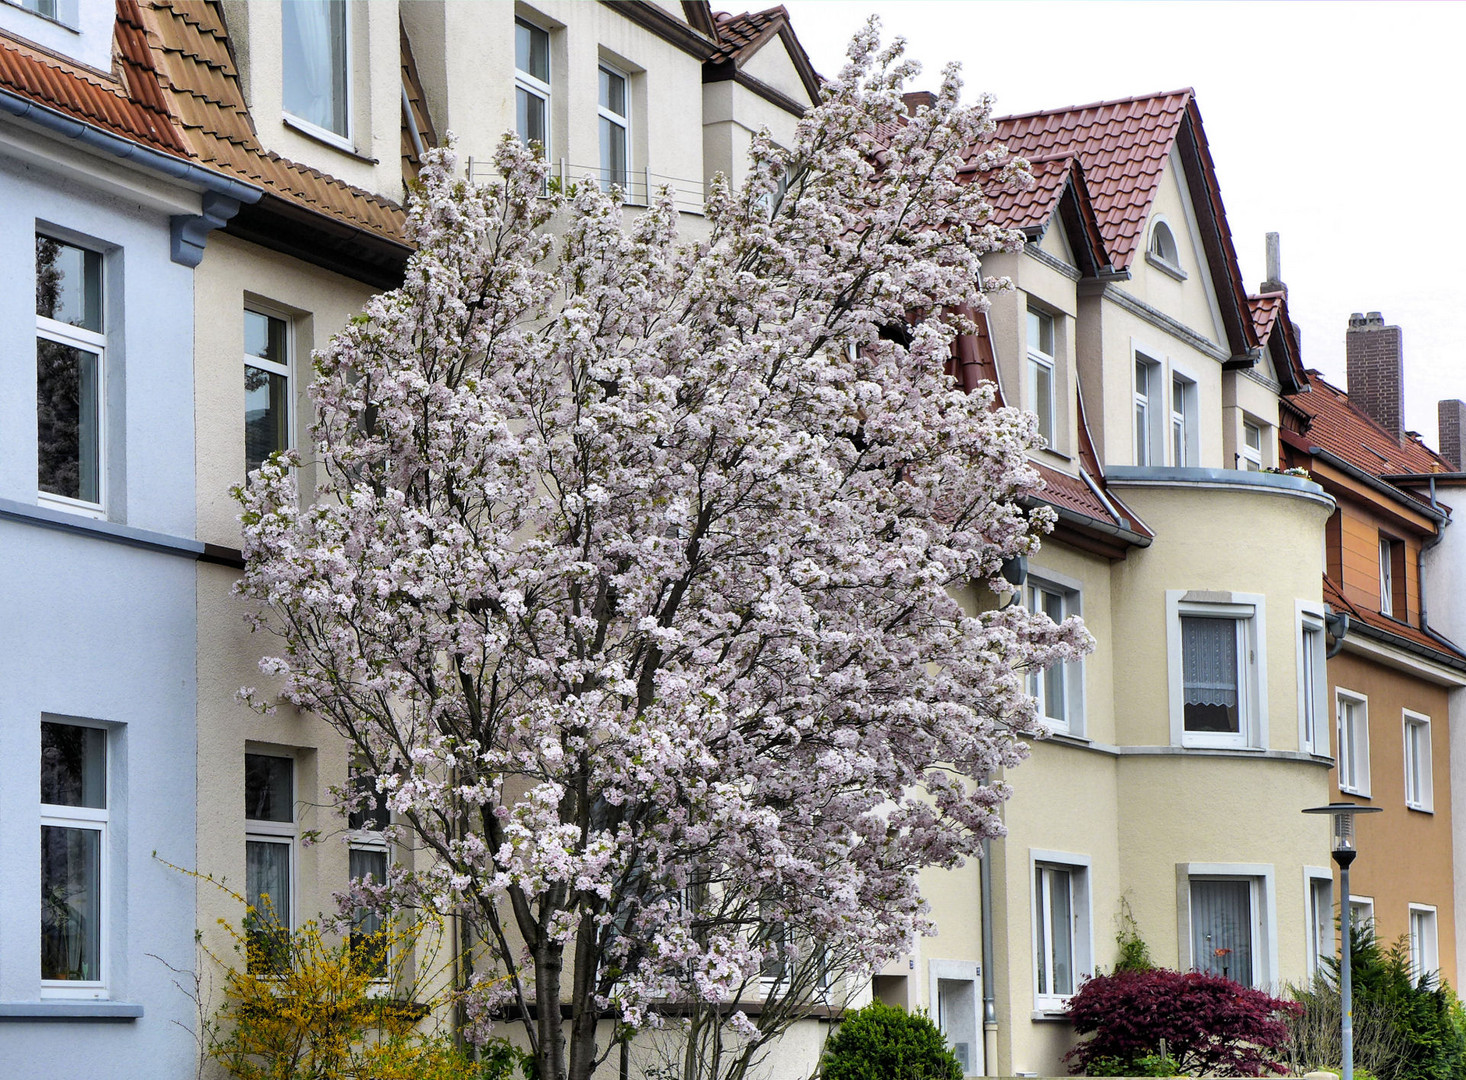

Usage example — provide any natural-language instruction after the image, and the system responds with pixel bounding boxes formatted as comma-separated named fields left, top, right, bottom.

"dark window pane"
left=244, top=310, right=287, bottom=363
left=599, top=67, right=625, bottom=114
left=517, top=87, right=547, bottom=148
left=1191, top=879, right=1253, bottom=984
left=245, top=365, right=289, bottom=474
left=600, top=116, right=627, bottom=190
left=36, top=236, right=101, bottom=331
left=515, top=19, right=548, bottom=81
left=245, top=839, right=292, bottom=974
left=41, top=826, right=101, bottom=981
left=348, top=769, right=390, bottom=832
left=245, top=754, right=293, bottom=822
left=37, top=338, right=101, bottom=503
left=41, top=723, right=105, bottom=808
left=349, top=847, right=388, bottom=978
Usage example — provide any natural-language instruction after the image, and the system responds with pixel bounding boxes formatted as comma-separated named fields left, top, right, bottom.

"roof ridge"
left=995, top=87, right=1193, bottom=125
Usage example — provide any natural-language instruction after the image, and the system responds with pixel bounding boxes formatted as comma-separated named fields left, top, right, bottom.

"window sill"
left=1145, top=252, right=1187, bottom=281
left=1340, top=787, right=1371, bottom=799
left=1407, top=803, right=1434, bottom=815
left=1030, top=1008, right=1072, bottom=1022
left=0, top=0, right=78, bottom=32
left=0, top=1001, right=142, bottom=1021
left=281, top=115, right=377, bottom=164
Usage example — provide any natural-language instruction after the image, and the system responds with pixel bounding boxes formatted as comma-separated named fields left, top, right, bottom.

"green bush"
left=821, top=1001, right=963, bottom=1080
left=1084, top=1053, right=1180, bottom=1077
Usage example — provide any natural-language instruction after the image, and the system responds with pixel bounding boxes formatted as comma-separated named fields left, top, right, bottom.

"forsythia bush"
left=820, top=1001, right=963, bottom=1080
left=1062, top=968, right=1299, bottom=1077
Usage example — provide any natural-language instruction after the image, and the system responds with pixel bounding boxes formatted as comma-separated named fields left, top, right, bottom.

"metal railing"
left=465, top=157, right=708, bottom=216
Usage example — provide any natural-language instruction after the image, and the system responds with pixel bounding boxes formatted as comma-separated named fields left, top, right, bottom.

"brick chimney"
left=1439, top=400, right=1466, bottom=469
left=1346, top=312, right=1404, bottom=439
left=902, top=91, right=935, bottom=116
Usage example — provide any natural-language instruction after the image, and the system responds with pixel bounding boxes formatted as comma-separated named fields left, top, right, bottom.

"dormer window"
left=283, top=0, right=351, bottom=143
left=1027, top=308, right=1056, bottom=446
left=19, top=0, right=58, bottom=18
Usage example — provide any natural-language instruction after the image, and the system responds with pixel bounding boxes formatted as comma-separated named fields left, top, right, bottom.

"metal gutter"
left=1041, top=500, right=1153, bottom=548
left=1308, top=447, right=1448, bottom=523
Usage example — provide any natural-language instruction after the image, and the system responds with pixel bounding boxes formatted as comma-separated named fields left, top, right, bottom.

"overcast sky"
left=781, top=1, right=1466, bottom=444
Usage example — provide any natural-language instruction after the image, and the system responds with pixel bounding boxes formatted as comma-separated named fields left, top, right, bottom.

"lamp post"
left=1303, top=803, right=1382, bottom=1080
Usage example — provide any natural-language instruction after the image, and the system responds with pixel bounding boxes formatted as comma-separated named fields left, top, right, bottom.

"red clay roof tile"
left=1288, top=372, right=1452, bottom=483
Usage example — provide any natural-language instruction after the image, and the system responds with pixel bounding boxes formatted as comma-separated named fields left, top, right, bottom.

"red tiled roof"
left=992, top=90, right=1192, bottom=270
left=0, top=5, right=189, bottom=156
left=1249, top=292, right=1283, bottom=344
left=1323, top=574, right=1466, bottom=664
left=710, top=6, right=786, bottom=62
left=1287, top=373, right=1453, bottom=482
left=984, top=154, right=1072, bottom=233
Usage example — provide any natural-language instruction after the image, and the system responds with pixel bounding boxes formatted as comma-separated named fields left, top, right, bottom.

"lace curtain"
left=1182, top=616, right=1238, bottom=707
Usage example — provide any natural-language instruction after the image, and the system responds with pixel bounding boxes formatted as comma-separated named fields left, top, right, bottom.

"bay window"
left=1298, top=608, right=1327, bottom=755
left=1168, top=591, right=1264, bottom=749
left=1189, top=877, right=1259, bottom=985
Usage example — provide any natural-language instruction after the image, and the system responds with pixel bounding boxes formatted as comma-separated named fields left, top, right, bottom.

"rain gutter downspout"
left=0, top=87, right=263, bottom=266
left=979, top=777, right=997, bottom=1070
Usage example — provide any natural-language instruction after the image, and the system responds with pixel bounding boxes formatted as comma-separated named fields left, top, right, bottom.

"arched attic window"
left=1150, top=221, right=1179, bottom=264
left=1147, top=219, right=1187, bottom=280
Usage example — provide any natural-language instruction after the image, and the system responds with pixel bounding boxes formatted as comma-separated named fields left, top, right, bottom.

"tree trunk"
left=535, top=942, right=567, bottom=1080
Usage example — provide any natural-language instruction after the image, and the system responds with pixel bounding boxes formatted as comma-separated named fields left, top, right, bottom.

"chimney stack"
left=1439, top=400, right=1466, bottom=469
left=902, top=91, right=935, bottom=116
left=1346, top=312, right=1404, bottom=440
left=1260, top=231, right=1287, bottom=296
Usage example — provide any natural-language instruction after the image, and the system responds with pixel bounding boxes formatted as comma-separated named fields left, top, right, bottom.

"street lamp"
left=1303, top=803, right=1382, bottom=1080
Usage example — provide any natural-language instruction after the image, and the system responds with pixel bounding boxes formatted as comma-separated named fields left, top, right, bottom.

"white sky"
left=781, top=1, right=1466, bottom=445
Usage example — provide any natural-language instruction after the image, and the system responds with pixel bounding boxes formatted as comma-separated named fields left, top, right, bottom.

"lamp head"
left=1302, top=802, right=1383, bottom=864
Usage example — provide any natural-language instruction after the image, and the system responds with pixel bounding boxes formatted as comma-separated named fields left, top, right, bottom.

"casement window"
left=348, top=766, right=390, bottom=978
left=1305, top=870, right=1334, bottom=980
left=1336, top=690, right=1370, bottom=796
left=282, top=0, right=350, bottom=142
left=1240, top=420, right=1264, bottom=471
left=1298, top=609, right=1327, bottom=755
left=1026, top=575, right=1083, bottom=734
left=1169, top=592, right=1264, bottom=750
left=1033, top=854, right=1091, bottom=1010
left=515, top=18, right=550, bottom=153
left=1189, top=876, right=1263, bottom=986
left=598, top=64, right=629, bottom=193
left=1027, top=309, right=1056, bottom=447
left=244, top=308, right=290, bottom=476
left=1171, top=373, right=1196, bottom=467
left=245, top=753, right=295, bottom=973
left=36, top=233, right=106, bottom=516
left=1149, top=220, right=1179, bottom=265
left=1409, top=905, right=1438, bottom=984
left=1350, top=895, right=1375, bottom=934
left=1403, top=711, right=1432, bottom=812
left=40, top=721, right=108, bottom=993
left=1134, top=354, right=1161, bottom=465
left=1379, top=534, right=1405, bottom=617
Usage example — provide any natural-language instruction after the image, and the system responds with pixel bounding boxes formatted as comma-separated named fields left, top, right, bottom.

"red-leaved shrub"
left=1062, top=968, right=1302, bottom=1076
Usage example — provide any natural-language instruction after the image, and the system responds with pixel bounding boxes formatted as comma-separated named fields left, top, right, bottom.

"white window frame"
left=1026, top=567, right=1084, bottom=735
left=39, top=719, right=110, bottom=999
left=1409, top=904, right=1438, bottom=984
left=245, top=753, right=297, bottom=938
left=1379, top=535, right=1400, bottom=617
left=1403, top=710, right=1433, bottom=812
left=1150, top=219, right=1180, bottom=265
left=1166, top=590, right=1267, bottom=750
left=280, top=0, right=353, bottom=150
left=1171, top=371, right=1196, bottom=467
left=36, top=234, right=106, bottom=519
left=597, top=61, right=630, bottom=194
left=244, top=305, right=293, bottom=474
left=1027, top=308, right=1056, bottom=448
left=1240, top=419, right=1264, bottom=471
left=1297, top=604, right=1328, bottom=756
left=1304, top=866, right=1334, bottom=981
left=1134, top=351, right=1162, bottom=466
left=514, top=16, right=551, bottom=156
left=1030, top=849, right=1092, bottom=1013
left=347, top=764, right=391, bottom=982
left=1350, top=894, right=1375, bottom=935
left=1336, top=689, right=1370, bottom=797
left=1177, top=863, right=1277, bottom=990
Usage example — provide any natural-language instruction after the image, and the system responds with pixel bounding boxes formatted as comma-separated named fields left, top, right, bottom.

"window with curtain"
left=1182, top=615, right=1241, bottom=734
left=40, top=721, right=107, bottom=988
left=348, top=765, right=390, bottom=978
left=282, top=0, right=349, bottom=138
left=1190, top=878, right=1254, bottom=986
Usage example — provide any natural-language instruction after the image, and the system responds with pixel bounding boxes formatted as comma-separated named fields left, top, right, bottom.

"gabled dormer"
left=0, top=0, right=114, bottom=74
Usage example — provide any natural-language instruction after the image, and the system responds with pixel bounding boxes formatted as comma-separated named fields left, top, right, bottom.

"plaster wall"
left=1327, top=650, right=1457, bottom=986
left=701, top=77, right=805, bottom=195
left=0, top=148, right=199, bottom=1077
left=0, top=0, right=115, bottom=72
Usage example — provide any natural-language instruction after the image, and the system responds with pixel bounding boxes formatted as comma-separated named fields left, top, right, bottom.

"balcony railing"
left=465, top=157, right=708, bottom=217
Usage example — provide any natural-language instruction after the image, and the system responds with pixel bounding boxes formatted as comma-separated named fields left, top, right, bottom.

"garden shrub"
left=821, top=1000, right=963, bottom=1080
left=1062, top=967, right=1299, bottom=1077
